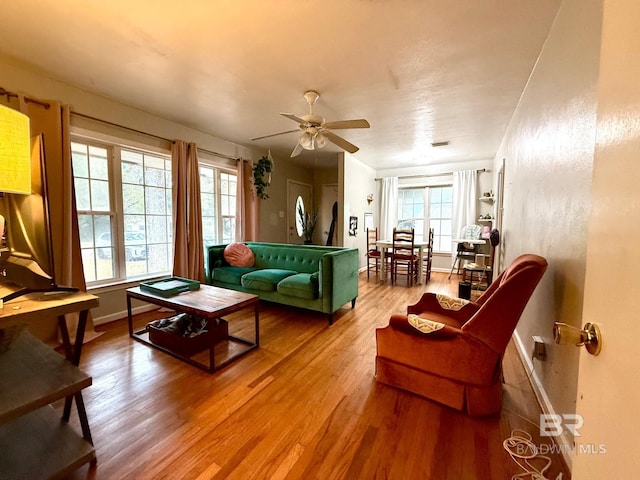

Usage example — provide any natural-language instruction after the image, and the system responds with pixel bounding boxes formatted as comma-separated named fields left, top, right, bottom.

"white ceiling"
left=1, top=1, right=561, bottom=170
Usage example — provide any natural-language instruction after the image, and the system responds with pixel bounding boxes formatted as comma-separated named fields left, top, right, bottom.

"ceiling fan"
left=251, top=90, right=370, bottom=157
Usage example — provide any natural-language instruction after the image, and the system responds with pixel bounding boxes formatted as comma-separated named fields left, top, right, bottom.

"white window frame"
left=397, top=188, right=426, bottom=243
left=427, top=185, right=453, bottom=254
left=72, top=133, right=173, bottom=288
left=199, top=160, right=237, bottom=247
left=397, top=184, right=453, bottom=254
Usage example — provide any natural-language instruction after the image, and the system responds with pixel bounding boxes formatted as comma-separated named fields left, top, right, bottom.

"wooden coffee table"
left=126, top=284, right=259, bottom=373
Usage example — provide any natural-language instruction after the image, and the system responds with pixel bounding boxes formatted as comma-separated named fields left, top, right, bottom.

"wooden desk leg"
left=73, top=310, right=88, bottom=366
left=60, top=309, right=91, bottom=439
left=127, top=294, right=134, bottom=337
left=75, top=391, right=93, bottom=445
left=58, top=314, right=73, bottom=362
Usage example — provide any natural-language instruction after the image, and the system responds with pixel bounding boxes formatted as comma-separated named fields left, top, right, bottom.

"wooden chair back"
left=392, top=228, right=415, bottom=258
left=367, top=228, right=379, bottom=253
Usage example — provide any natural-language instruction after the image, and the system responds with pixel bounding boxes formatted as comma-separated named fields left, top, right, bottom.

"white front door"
left=287, top=180, right=313, bottom=244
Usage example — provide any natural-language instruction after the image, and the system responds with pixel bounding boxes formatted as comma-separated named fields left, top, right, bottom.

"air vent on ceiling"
left=431, top=141, right=450, bottom=147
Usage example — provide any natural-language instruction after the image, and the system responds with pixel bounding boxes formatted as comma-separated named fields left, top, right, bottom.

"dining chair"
left=366, top=228, right=382, bottom=279
left=423, top=227, right=434, bottom=282
left=391, top=228, right=419, bottom=286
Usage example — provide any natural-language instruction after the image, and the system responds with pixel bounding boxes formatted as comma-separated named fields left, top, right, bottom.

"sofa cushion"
left=241, top=269, right=297, bottom=292
left=277, top=272, right=320, bottom=300
left=212, top=266, right=257, bottom=285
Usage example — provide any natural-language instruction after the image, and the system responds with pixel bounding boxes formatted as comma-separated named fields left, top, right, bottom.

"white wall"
left=493, top=0, right=601, bottom=464
left=340, top=153, right=377, bottom=268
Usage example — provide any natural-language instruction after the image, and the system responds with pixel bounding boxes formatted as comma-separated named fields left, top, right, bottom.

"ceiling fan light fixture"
left=299, top=132, right=315, bottom=150
left=315, top=132, right=327, bottom=148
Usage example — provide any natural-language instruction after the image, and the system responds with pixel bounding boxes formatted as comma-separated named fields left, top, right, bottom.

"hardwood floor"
left=65, top=272, right=570, bottom=480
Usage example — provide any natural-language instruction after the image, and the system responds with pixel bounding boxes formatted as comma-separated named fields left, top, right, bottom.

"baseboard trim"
left=93, top=303, right=159, bottom=326
left=512, top=331, right=574, bottom=470
left=431, top=267, right=450, bottom=273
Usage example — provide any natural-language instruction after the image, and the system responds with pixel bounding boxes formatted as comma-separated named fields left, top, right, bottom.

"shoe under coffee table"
left=126, top=284, right=259, bottom=373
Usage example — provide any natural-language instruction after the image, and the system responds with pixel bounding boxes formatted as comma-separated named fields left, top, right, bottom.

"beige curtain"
left=0, top=93, right=99, bottom=343
left=171, top=140, right=205, bottom=281
left=235, top=158, right=259, bottom=241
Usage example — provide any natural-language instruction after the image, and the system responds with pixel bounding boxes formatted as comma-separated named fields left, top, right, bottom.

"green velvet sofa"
left=206, top=242, right=359, bottom=324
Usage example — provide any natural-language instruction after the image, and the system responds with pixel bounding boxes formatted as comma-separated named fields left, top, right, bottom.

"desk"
left=376, top=240, right=431, bottom=285
left=0, top=289, right=99, bottom=479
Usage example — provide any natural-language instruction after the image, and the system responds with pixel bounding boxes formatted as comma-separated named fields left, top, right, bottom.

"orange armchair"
left=375, top=254, right=548, bottom=416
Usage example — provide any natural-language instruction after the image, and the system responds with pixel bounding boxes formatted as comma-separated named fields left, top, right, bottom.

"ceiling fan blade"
left=290, top=142, right=303, bottom=158
left=323, top=119, right=370, bottom=130
left=324, top=130, right=360, bottom=154
left=250, top=129, right=300, bottom=141
left=280, top=113, right=308, bottom=125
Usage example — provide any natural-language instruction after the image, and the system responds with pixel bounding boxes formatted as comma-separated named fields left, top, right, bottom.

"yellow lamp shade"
left=0, top=104, right=31, bottom=194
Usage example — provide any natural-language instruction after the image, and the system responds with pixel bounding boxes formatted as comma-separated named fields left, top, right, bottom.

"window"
left=397, top=185, right=452, bottom=253
left=199, top=163, right=236, bottom=248
left=429, top=186, right=453, bottom=252
left=397, top=188, right=425, bottom=242
left=72, top=140, right=173, bottom=285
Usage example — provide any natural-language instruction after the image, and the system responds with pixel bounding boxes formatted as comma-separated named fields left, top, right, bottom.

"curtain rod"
left=375, top=168, right=487, bottom=181
left=71, top=111, right=238, bottom=161
left=0, top=86, right=51, bottom=109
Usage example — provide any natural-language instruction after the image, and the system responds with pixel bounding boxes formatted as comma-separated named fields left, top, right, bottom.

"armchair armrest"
left=407, top=292, right=480, bottom=323
left=388, top=314, right=461, bottom=339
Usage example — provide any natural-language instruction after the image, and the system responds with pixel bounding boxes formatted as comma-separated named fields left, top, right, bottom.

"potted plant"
left=297, top=203, right=318, bottom=244
left=252, top=155, right=274, bottom=200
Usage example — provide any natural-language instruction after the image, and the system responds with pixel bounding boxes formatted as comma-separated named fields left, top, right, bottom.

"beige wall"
left=0, top=55, right=256, bottom=160
left=493, top=0, right=602, bottom=460
left=257, top=156, right=316, bottom=244
left=340, top=153, right=377, bottom=268
left=313, top=167, right=339, bottom=246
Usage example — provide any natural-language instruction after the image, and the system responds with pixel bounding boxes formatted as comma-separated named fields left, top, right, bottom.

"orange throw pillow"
left=223, top=243, right=255, bottom=267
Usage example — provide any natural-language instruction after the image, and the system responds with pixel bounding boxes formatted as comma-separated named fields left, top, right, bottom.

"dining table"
left=376, top=239, right=432, bottom=285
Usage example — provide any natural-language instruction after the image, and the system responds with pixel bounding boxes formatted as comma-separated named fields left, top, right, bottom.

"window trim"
left=72, top=133, right=174, bottom=287
left=199, top=160, right=237, bottom=248
left=397, top=184, right=453, bottom=254
left=427, top=184, right=453, bottom=254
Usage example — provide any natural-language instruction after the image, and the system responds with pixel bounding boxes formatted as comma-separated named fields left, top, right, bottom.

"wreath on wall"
left=252, top=154, right=274, bottom=200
